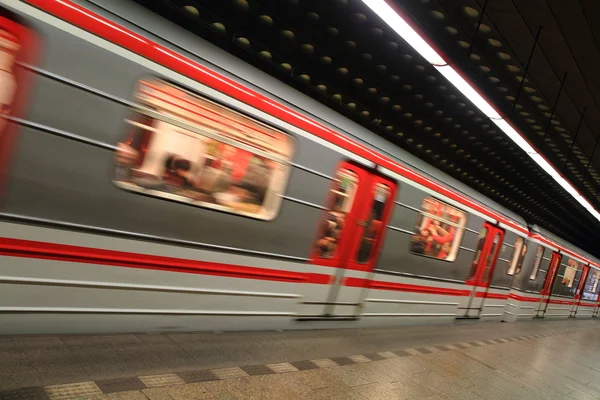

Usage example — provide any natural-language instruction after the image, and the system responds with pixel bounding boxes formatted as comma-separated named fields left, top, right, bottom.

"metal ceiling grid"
left=130, top=0, right=600, bottom=255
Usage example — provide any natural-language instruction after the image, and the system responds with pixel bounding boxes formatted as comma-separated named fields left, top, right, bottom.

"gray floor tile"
left=0, top=386, right=49, bottom=400
left=329, top=356, right=356, bottom=366
left=239, top=364, right=275, bottom=376
left=291, top=360, right=318, bottom=371
left=364, top=353, right=385, bottom=361
left=95, top=377, right=146, bottom=394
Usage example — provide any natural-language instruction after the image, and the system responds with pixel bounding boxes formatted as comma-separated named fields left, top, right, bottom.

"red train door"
left=461, top=223, right=504, bottom=318
left=571, top=265, right=589, bottom=317
left=310, top=162, right=397, bottom=317
left=536, top=251, right=562, bottom=317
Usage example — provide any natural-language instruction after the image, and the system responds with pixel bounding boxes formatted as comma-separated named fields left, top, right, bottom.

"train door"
left=571, top=265, right=589, bottom=317
left=310, top=162, right=396, bottom=317
left=536, top=251, right=562, bottom=317
left=461, top=223, right=504, bottom=318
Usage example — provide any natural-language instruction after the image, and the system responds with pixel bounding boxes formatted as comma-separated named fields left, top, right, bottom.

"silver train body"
left=0, top=0, right=599, bottom=335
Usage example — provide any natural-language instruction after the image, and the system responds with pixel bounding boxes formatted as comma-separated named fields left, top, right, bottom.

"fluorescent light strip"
left=491, top=118, right=536, bottom=154
left=555, top=176, right=581, bottom=198
left=434, top=65, right=500, bottom=119
left=529, top=153, right=561, bottom=179
left=361, top=0, right=600, bottom=222
left=361, top=0, right=445, bottom=66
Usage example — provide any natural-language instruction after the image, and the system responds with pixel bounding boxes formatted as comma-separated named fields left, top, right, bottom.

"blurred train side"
left=0, top=0, right=598, bottom=334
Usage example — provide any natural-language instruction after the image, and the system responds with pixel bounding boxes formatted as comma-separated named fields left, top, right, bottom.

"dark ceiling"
left=128, top=0, right=600, bottom=254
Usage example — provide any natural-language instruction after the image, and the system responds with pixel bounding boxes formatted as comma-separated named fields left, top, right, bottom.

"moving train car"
left=0, top=0, right=599, bottom=334
left=505, top=226, right=600, bottom=321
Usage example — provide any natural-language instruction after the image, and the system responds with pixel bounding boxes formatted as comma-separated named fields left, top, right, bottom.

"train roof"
left=113, top=0, right=528, bottom=231
left=530, top=225, right=600, bottom=267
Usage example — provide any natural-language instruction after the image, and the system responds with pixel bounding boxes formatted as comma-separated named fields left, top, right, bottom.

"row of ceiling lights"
left=362, top=0, right=600, bottom=222
left=434, top=5, right=600, bottom=198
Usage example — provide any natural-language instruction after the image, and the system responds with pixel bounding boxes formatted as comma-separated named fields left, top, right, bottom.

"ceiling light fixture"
left=361, top=0, right=600, bottom=223
left=434, top=65, right=500, bottom=119
left=361, top=0, right=445, bottom=65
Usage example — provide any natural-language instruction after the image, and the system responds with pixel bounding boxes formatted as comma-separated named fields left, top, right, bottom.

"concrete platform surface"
left=1, top=319, right=600, bottom=399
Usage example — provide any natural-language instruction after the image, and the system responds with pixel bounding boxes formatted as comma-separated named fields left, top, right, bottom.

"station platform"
left=1, top=319, right=600, bottom=399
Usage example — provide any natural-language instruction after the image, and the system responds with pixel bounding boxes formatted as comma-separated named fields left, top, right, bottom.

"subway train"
left=0, top=0, right=599, bottom=335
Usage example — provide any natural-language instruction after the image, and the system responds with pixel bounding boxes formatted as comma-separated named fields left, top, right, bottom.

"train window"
left=314, top=168, right=358, bottom=259
left=0, top=27, right=19, bottom=131
left=113, top=78, right=294, bottom=220
left=507, top=237, right=526, bottom=275
left=529, top=246, right=545, bottom=280
left=409, top=197, right=467, bottom=262
left=562, top=259, right=579, bottom=288
left=582, top=269, right=600, bottom=301
left=356, top=183, right=391, bottom=264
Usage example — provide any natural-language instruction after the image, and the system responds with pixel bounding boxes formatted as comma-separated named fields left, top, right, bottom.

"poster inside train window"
left=114, top=78, right=294, bottom=220
left=410, top=197, right=467, bottom=262
left=562, top=259, right=579, bottom=288
left=582, top=269, right=600, bottom=301
left=507, top=237, right=527, bottom=276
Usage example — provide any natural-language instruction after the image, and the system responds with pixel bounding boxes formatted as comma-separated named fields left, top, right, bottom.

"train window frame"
left=112, top=77, right=295, bottom=221
left=507, top=237, right=526, bottom=276
left=409, top=197, right=468, bottom=263
left=529, top=245, right=545, bottom=280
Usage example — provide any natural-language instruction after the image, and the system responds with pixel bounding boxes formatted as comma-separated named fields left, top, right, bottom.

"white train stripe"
left=0, top=307, right=296, bottom=316
left=0, top=275, right=301, bottom=298
left=365, top=298, right=459, bottom=306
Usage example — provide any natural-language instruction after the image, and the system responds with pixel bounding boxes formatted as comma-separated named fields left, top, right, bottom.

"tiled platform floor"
left=2, top=319, right=600, bottom=399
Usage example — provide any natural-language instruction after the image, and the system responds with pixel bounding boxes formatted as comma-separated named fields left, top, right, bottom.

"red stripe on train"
left=2, top=236, right=476, bottom=296
left=509, top=293, right=541, bottom=302
left=476, top=292, right=509, bottom=300
left=0, top=237, right=332, bottom=284
left=578, top=302, right=597, bottom=308
left=23, top=0, right=528, bottom=235
left=3, top=236, right=585, bottom=304
left=2, top=236, right=479, bottom=296
left=344, top=277, right=472, bottom=296
left=547, top=299, right=575, bottom=306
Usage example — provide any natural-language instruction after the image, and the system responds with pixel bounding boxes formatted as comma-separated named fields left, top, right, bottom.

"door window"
left=313, top=168, right=358, bottom=259
left=481, top=232, right=502, bottom=283
left=541, top=252, right=561, bottom=295
left=356, top=183, right=390, bottom=264
left=468, top=228, right=488, bottom=280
